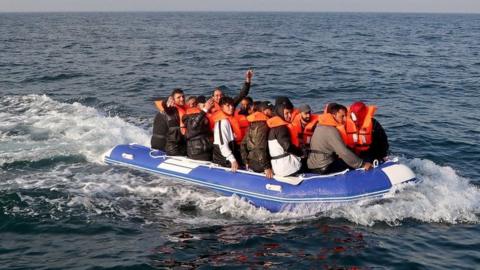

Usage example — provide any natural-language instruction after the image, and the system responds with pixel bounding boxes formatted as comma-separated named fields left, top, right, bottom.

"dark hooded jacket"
left=240, top=112, right=271, bottom=172
left=151, top=99, right=186, bottom=156
left=182, top=109, right=212, bottom=161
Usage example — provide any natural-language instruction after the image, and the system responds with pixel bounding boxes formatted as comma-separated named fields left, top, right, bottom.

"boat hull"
left=104, top=144, right=416, bottom=212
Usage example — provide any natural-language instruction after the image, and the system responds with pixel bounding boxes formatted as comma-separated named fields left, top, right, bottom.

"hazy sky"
left=1, top=0, right=480, bottom=13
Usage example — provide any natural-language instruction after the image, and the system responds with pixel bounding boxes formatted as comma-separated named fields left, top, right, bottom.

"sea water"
left=1, top=12, right=479, bottom=269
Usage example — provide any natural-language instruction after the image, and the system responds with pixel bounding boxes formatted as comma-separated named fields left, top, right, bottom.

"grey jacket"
left=307, top=125, right=363, bottom=171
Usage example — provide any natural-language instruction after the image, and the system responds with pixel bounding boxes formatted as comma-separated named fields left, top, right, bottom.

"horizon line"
left=1, top=10, right=480, bottom=15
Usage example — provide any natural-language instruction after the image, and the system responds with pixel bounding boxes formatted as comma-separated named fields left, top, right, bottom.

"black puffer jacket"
left=151, top=100, right=186, bottom=156
left=240, top=118, right=271, bottom=172
left=182, top=110, right=212, bottom=161
left=151, top=112, right=168, bottom=151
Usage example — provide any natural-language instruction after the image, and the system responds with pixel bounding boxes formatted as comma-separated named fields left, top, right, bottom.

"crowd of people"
left=151, top=69, right=389, bottom=178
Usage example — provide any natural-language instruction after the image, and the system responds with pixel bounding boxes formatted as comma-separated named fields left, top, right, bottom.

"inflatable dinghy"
left=104, top=144, right=417, bottom=212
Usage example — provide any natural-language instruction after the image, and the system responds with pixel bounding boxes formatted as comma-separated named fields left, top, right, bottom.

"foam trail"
left=0, top=94, right=150, bottom=165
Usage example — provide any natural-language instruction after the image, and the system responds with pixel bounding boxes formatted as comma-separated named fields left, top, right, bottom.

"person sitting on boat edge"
left=151, top=88, right=187, bottom=156
left=307, top=103, right=372, bottom=174
left=210, top=69, right=254, bottom=113
left=346, top=101, right=389, bottom=163
left=212, top=96, right=244, bottom=172
left=241, top=101, right=274, bottom=178
left=267, top=97, right=304, bottom=177
left=291, top=104, right=320, bottom=155
left=182, top=95, right=214, bottom=161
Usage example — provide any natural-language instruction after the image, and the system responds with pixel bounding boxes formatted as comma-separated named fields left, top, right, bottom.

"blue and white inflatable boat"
left=104, top=144, right=417, bottom=212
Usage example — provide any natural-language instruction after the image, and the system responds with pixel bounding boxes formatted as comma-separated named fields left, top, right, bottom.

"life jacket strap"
left=270, top=153, right=290, bottom=160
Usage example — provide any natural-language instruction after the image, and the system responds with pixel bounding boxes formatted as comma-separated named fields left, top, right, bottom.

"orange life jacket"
left=234, top=110, right=250, bottom=141
left=247, top=111, right=269, bottom=122
left=317, top=113, right=348, bottom=144
left=212, top=110, right=243, bottom=144
left=291, top=108, right=300, bottom=123
left=267, top=116, right=300, bottom=147
left=185, top=107, right=201, bottom=115
left=292, top=113, right=319, bottom=147
left=154, top=100, right=186, bottom=135
left=345, top=106, right=376, bottom=154
left=211, top=102, right=221, bottom=113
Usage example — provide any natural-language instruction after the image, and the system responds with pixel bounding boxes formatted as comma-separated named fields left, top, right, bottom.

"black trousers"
left=310, top=158, right=352, bottom=175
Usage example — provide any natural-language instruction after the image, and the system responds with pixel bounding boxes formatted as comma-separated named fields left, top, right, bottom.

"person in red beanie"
left=346, top=101, right=389, bottom=162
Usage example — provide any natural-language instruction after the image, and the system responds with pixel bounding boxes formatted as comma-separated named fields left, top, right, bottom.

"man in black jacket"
left=151, top=88, right=187, bottom=156
left=240, top=101, right=274, bottom=178
left=182, top=96, right=214, bottom=161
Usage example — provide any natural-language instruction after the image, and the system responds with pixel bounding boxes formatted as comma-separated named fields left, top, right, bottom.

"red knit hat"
left=350, top=101, right=367, bottom=125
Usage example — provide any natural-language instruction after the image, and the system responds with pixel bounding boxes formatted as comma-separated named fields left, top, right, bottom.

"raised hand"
left=245, top=69, right=254, bottom=83
left=204, top=98, right=214, bottom=111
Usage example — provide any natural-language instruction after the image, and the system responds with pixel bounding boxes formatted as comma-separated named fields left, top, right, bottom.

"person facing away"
left=212, top=96, right=243, bottom=172
left=240, top=101, right=274, bottom=179
left=345, top=101, right=389, bottom=163
left=291, top=104, right=320, bottom=153
left=210, top=69, right=254, bottom=113
left=151, top=88, right=187, bottom=156
left=307, top=103, right=372, bottom=174
left=182, top=95, right=214, bottom=161
left=267, top=97, right=304, bottom=177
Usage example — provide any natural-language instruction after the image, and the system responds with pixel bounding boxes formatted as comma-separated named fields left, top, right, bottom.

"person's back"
left=307, top=103, right=371, bottom=174
left=151, top=110, right=168, bottom=151
left=240, top=102, right=274, bottom=178
left=182, top=96, right=213, bottom=161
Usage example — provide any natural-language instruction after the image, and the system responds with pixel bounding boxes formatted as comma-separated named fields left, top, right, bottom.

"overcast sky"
left=1, top=0, right=480, bottom=13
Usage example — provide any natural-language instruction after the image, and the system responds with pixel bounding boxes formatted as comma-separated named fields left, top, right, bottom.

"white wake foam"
left=1, top=95, right=478, bottom=227
left=0, top=94, right=150, bottom=165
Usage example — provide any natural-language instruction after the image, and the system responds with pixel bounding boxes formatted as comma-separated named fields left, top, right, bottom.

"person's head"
left=274, top=96, right=294, bottom=122
left=219, top=96, right=235, bottom=116
left=350, top=101, right=367, bottom=127
left=239, top=96, right=254, bottom=115
left=299, top=104, right=312, bottom=123
left=252, top=101, right=262, bottom=112
left=171, top=88, right=185, bottom=106
left=212, top=85, right=228, bottom=103
left=327, top=103, right=347, bottom=125
left=196, top=95, right=207, bottom=110
left=187, top=96, right=197, bottom=108
left=258, top=101, right=274, bottom=118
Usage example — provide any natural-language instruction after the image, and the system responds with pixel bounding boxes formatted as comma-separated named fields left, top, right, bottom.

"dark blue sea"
left=1, top=12, right=480, bottom=269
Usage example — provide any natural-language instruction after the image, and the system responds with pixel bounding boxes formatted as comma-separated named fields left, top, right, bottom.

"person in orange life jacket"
left=348, top=101, right=389, bottom=163
left=211, top=69, right=254, bottom=113
left=267, top=97, right=304, bottom=177
left=182, top=96, right=215, bottom=161
left=234, top=96, right=253, bottom=142
left=307, top=103, right=373, bottom=174
left=240, top=101, right=275, bottom=178
left=151, top=88, right=187, bottom=156
left=186, top=96, right=197, bottom=109
left=237, top=96, right=254, bottom=116
left=292, top=104, right=320, bottom=152
left=212, top=97, right=244, bottom=172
